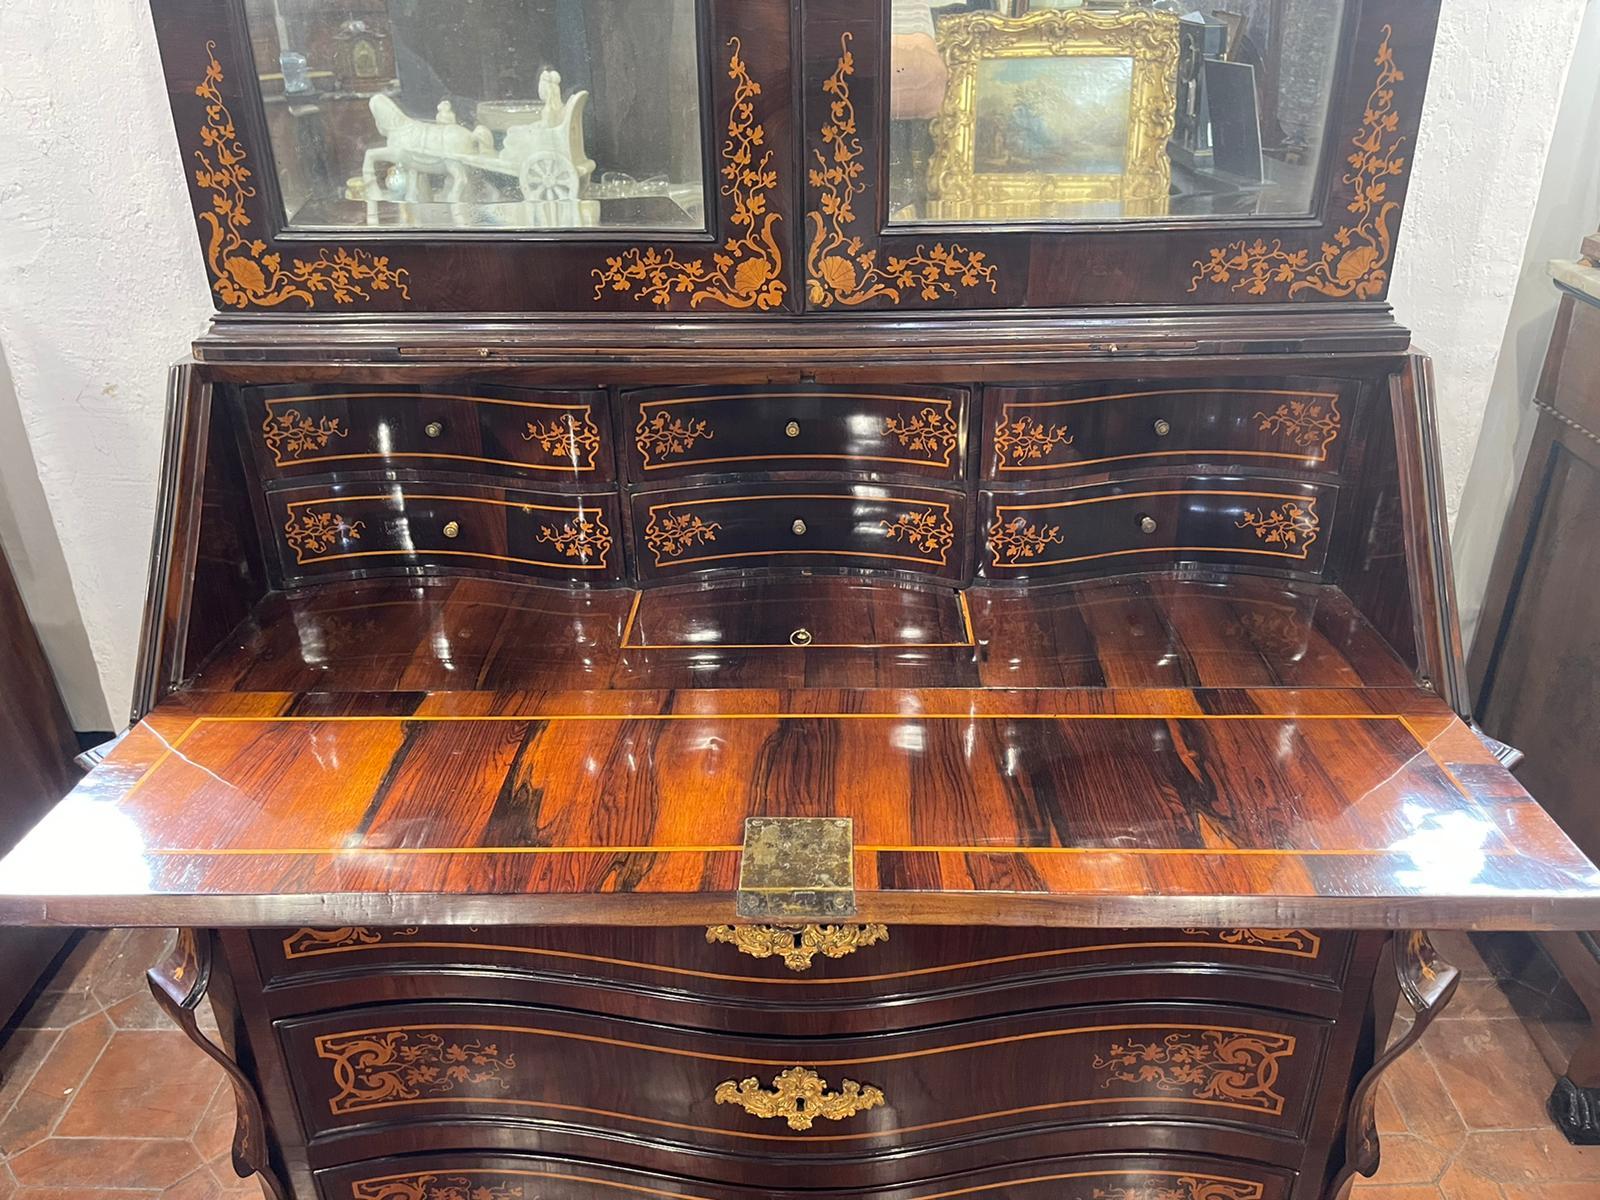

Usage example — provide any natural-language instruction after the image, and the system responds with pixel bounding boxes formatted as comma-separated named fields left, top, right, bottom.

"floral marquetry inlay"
left=987, top=515, right=1066, bottom=566
left=193, top=44, right=409, bottom=308
left=1236, top=501, right=1321, bottom=553
left=523, top=414, right=601, bottom=467
left=283, top=511, right=363, bottom=561
left=261, top=409, right=346, bottom=462
left=807, top=34, right=997, bottom=307
left=353, top=1174, right=524, bottom=1200
left=316, top=1029, right=517, bottom=1115
left=1182, top=928, right=1322, bottom=957
left=714, top=1066, right=885, bottom=1130
left=536, top=515, right=613, bottom=565
left=645, top=511, right=722, bottom=561
left=994, top=416, right=1075, bottom=464
left=282, top=927, right=418, bottom=958
left=883, top=406, right=959, bottom=464
left=1092, top=1029, right=1294, bottom=1113
left=636, top=410, right=714, bottom=466
left=1190, top=26, right=1406, bottom=300
left=1254, top=398, right=1341, bottom=454
left=880, top=509, right=955, bottom=563
left=1088, top=1178, right=1264, bottom=1200
left=593, top=40, right=784, bottom=310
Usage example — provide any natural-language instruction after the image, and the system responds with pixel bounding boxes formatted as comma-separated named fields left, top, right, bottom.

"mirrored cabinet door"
left=886, top=0, right=1347, bottom=225
left=242, top=0, right=709, bottom=232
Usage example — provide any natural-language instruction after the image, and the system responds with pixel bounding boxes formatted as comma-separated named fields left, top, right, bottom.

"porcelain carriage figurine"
left=361, top=69, right=596, bottom=224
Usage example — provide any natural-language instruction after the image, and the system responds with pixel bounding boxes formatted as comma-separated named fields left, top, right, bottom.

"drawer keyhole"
left=442, top=520, right=462, bottom=539
left=425, top=421, right=445, bottom=439
left=791, top=519, right=808, bottom=536
left=785, top=420, right=801, bottom=438
left=1152, top=419, right=1171, bottom=437
left=1138, top=515, right=1158, bottom=535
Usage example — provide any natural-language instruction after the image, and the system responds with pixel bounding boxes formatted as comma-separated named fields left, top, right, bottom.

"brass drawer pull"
left=442, top=520, right=462, bottom=539
left=789, top=628, right=813, bottom=647
left=1138, top=515, right=1158, bottom=535
left=785, top=420, right=801, bottom=438
left=705, top=923, right=888, bottom=971
left=714, top=1067, right=884, bottom=1130
left=791, top=518, right=807, bottom=536
left=424, top=421, right=445, bottom=439
left=1152, top=418, right=1171, bottom=437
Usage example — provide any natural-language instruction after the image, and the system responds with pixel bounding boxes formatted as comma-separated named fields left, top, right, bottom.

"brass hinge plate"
left=736, top=817, right=856, bottom=920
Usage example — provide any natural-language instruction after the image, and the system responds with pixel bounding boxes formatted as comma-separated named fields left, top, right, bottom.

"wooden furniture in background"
left=1472, top=257, right=1600, bottom=1143
left=0, top=540, right=76, bottom=1027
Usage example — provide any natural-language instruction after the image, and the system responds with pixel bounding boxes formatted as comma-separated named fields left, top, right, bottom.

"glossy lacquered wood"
left=242, top=384, right=613, bottom=485
left=313, top=1152, right=1299, bottom=1200
left=0, top=684, right=1592, bottom=930
left=625, top=385, right=968, bottom=482
left=979, top=477, right=1336, bottom=581
left=631, top=482, right=970, bottom=582
left=265, top=481, right=626, bottom=584
left=981, top=378, right=1357, bottom=482
left=278, top=998, right=1327, bottom=1178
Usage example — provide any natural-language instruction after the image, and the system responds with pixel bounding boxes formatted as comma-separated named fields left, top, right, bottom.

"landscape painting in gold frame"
left=925, top=8, right=1180, bottom=222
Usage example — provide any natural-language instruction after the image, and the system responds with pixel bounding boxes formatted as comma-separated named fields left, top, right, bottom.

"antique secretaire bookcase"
left=2, top=2, right=1598, bottom=1198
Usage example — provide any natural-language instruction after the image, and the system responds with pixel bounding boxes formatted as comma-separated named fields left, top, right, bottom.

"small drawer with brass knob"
left=631, top=482, right=968, bottom=582
left=983, top=376, right=1358, bottom=481
left=622, top=385, right=969, bottom=482
left=979, top=476, right=1338, bottom=580
left=267, top=481, right=626, bottom=583
left=242, top=383, right=612, bottom=486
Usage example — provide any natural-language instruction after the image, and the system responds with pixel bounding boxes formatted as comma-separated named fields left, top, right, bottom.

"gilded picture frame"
left=926, top=9, right=1181, bottom=221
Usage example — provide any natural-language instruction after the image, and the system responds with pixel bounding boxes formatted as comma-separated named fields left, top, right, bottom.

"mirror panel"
left=243, top=0, right=707, bottom=231
left=887, top=0, right=1347, bottom=224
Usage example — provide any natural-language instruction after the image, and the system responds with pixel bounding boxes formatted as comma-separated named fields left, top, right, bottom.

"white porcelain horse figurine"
left=363, top=95, right=494, bottom=204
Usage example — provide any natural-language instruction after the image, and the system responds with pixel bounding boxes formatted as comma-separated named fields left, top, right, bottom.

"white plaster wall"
left=0, top=1, right=1590, bottom=724
left=1389, top=0, right=1591, bottom=527
left=1449, top=0, right=1600, bottom=654
left=0, top=0, right=214, bottom=724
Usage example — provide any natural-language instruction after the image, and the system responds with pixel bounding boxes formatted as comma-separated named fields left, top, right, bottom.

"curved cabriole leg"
left=148, top=929, right=290, bottom=1200
left=1331, top=931, right=1461, bottom=1198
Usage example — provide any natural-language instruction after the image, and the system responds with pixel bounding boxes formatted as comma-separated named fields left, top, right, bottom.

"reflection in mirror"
left=243, top=0, right=706, bottom=231
left=889, top=0, right=1346, bottom=224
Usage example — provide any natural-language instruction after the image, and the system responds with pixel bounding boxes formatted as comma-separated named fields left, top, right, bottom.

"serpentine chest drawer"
left=2, top=2, right=1599, bottom=1200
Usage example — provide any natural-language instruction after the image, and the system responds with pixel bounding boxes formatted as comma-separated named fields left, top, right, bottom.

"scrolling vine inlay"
left=282, top=927, right=417, bottom=958
left=593, top=40, right=784, bottom=310
left=1182, top=928, right=1322, bottom=957
left=1092, top=1029, right=1294, bottom=1114
left=1090, top=1179, right=1264, bottom=1200
left=536, top=515, right=613, bottom=565
left=645, top=511, right=723, bottom=561
left=317, top=1029, right=517, bottom=1114
left=1189, top=27, right=1405, bottom=299
left=1254, top=398, right=1341, bottom=454
left=1236, top=502, right=1321, bottom=554
left=353, top=1177, right=523, bottom=1200
left=261, top=409, right=346, bottom=462
left=192, top=45, right=410, bottom=308
left=995, top=415, right=1075, bottom=464
left=636, top=410, right=715, bottom=466
left=881, top=509, right=956, bottom=563
left=883, top=406, right=959, bottom=464
left=987, top=515, right=1066, bottom=566
left=523, top=414, right=602, bottom=467
left=284, top=511, right=363, bottom=561
left=808, top=34, right=997, bottom=307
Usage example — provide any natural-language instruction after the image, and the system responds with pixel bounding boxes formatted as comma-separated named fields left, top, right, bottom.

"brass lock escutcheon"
left=705, top=923, right=888, bottom=971
left=714, top=1067, right=885, bottom=1130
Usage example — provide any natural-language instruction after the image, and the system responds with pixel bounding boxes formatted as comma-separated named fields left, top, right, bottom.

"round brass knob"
left=442, top=520, right=461, bottom=539
left=790, top=628, right=814, bottom=646
left=424, top=421, right=444, bottom=439
left=785, top=420, right=801, bottom=438
left=791, top=518, right=807, bottom=536
left=1152, top=418, right=1171, bottom=437
left=1138, top=515, right=1158, bottom=535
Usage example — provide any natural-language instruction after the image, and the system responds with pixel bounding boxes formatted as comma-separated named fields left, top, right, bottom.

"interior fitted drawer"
left=252, top=925, right=1354, bottom=1028
left=281, top=1001, right=1327, bottom=1163
left=980, top=478, right=1337, bottom=581
left=266, top=482, right=625, bottom=583
left=318, top=1152, right=1297, bottom=1200
left=983, top=378, right=1357, bottom=482
left=624, top=386, right=968, bottom=481
left=632, top=484, right=968, bottom=581
left=242, top=384, right=613, bottom=484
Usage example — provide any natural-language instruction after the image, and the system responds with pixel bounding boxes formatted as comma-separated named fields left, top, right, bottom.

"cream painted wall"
left=0, top=1, right=1589, bottom=725
left=0, top=0, right=213, bottom=725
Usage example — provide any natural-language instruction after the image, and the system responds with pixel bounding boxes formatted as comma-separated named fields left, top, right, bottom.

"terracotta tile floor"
left=1, top=930, right=1598, bottom=1198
